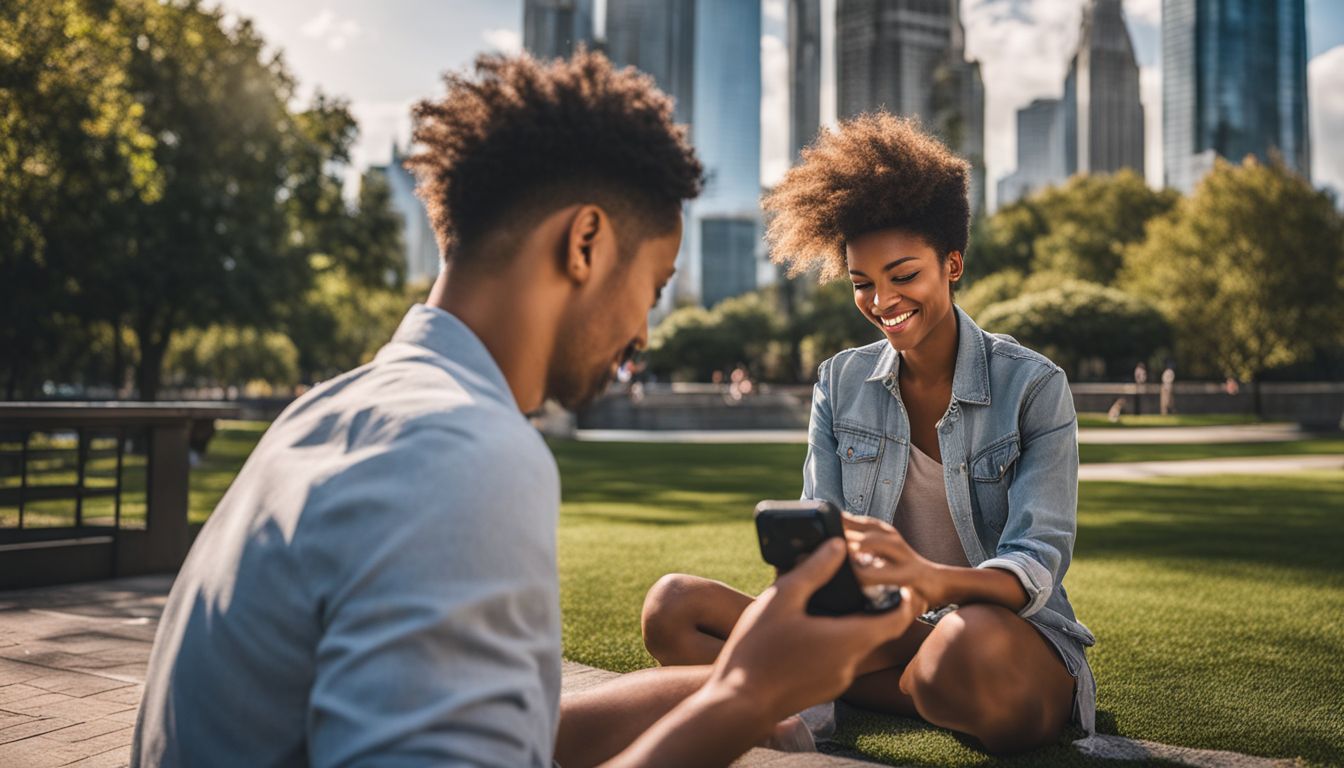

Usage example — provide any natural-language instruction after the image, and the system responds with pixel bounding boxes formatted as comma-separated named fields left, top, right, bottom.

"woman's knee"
left=640, top=574, right=708, bottom=657
left=903, top=605, right=1060, bottom=752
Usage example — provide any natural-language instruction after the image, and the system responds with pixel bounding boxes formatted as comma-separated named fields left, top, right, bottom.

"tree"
left=0, top=0, right=161, bottom=397
left=647, top=292, right=782, bottom=381
left=976, top=280, right=1172, bottom=380
left=970, top=171, right=1177, bottom=286
left=165, top=326, right=299, bottom=391
left=1122, top=157, right=1344, bottom=402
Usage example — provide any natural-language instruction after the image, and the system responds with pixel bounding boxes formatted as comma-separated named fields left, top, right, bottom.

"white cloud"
left=300, top=9, right=362, bottom=52
left=761, top=33, right=789, bottom=186
left=763, top=0, right=786, bottom=26
left=962, top=0, right=1083, bottom=208
left=482, top=27, right=522, bottom=55
left=1309, top=45, right=1344, bottom=197
left=1124, top=0, right=1161, bottom=27
left=345, top=99, right=418, bottom=196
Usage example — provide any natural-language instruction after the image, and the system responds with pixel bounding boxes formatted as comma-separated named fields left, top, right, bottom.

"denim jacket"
left=802, top=306, right=1095, bottom=647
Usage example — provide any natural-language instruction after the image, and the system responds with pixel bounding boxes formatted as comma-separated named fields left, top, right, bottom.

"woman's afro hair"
left=763, top=113, right=970, bottom=282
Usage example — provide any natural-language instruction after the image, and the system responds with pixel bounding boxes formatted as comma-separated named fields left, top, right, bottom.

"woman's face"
left=846, top=229, right=963, bottom=353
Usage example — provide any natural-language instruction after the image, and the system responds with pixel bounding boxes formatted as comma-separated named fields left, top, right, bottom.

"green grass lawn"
left=1075, top=413, right=1264, bottom=429
left=180, top=423, right=1344, bottom=765
left=1079, top=437, right=1344, bottom=464
left=552, top=441, right=1344, bottom=768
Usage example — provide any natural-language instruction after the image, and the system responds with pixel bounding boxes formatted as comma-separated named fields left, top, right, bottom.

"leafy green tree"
left=1122, top=157, right=1344, bottom=397
left=1030, top=171, right=1178, bottom=283
left=971, top=171, right=1177, bottom=286
left=648, top=292, right=782, bottom=381
left=794, top=280, right=883, bottom=375
left=0, top=0, right=161, bottom=397
left=976, top=280, right=1171, bottom=380
left=165, top=326, right=300, bottom=390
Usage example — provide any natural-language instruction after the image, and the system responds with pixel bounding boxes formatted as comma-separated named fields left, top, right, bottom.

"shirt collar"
left=385, top=304, right=518, bottom=410
left=863, top=305, right=992, bottom=406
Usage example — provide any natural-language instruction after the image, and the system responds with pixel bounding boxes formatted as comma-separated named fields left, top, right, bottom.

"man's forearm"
left=928, top=563, right=1029, bottom=612
left=601, top=682, right=776, bottom=768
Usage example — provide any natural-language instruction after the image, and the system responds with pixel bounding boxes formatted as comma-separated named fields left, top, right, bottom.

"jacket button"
left=846, top=447, right=854, bottom=458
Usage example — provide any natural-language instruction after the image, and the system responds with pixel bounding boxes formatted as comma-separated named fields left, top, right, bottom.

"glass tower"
left=1162, top=0, right=1310, bottom=193
left=522, top=0, right=596, bottom=60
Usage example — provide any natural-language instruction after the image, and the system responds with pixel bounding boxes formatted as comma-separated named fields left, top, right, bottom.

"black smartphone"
left=754, top=500, right=901, bottom=616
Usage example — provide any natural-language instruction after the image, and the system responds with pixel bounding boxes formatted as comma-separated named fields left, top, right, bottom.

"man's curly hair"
left=763, top=113, right=970, bottom=282
left=407, top=50, right=703, bottom=265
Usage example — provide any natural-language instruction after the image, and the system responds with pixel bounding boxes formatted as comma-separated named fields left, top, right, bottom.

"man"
left=132, top=51, right=920, bottom=767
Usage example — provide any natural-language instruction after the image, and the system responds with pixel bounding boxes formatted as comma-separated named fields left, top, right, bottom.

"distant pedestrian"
left=1133, top=361, right=1148, bottom=416
left=1107, top=397, right=1126, bottom=423
left=1160, top=365, right=1176, bottom=415
left=1224, top=376, right=1240, bottom=396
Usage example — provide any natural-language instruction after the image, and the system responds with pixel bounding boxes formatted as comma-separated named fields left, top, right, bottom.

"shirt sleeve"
left=801, top=359, right=846, bottom=510
left=300, top=421, right=562, bottom=768
left=977, top=368, right=1078, bottom=618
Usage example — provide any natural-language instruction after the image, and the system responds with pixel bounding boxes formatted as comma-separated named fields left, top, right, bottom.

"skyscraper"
left=1162, top=0, right=1310, bottom=193
left=690, top=0, right=762, bottom=306
left=836, top=0, right=985, bottom=213
left=368, top=144, right=441, bottom=283
left=788, top=0, right=822, bottom=161
left=604, top=0, right=762, bottom=308
left=1068, top=0, right=1145, bottom=176
left=604, top=0, right=697, bottom=124
left=522, top=0, right=596, bottom=60
left=998, top=98, right=1068, bottom=206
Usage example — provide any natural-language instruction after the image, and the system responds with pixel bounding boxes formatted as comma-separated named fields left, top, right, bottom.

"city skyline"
left=213, top=0, right=1344, bottom=211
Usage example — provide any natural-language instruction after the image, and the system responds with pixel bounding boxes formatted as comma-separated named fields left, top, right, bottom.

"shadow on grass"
left=832, top=704, right=1189, bottom=768
left=1076, top=475, right=1344, bottom=578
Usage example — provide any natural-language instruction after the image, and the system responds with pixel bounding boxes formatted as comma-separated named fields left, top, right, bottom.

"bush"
left=975, top=281, right=1171, bottom=380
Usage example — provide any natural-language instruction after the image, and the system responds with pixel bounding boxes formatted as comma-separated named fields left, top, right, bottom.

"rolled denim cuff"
left=978, top=553, right=1053, bottom=617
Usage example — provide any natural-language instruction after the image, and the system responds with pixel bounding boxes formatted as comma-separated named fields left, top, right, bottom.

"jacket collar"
left=863, top=305, right=992, bottom=406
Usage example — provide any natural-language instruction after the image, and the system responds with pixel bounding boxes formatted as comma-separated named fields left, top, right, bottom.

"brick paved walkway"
left=0, top=576, right=168, bottom=767
left=0, top=576, right=878, bottom=767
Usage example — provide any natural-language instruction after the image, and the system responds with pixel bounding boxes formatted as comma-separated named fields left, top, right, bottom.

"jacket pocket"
left=834, top=426, right=882, bottom=514
left=969, top=434, right=1020, bottom=535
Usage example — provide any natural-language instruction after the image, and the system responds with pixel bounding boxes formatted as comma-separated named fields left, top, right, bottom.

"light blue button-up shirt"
left=133, top=304, right=562, bottom=767
left=803, top=306, right=1095, bottom=646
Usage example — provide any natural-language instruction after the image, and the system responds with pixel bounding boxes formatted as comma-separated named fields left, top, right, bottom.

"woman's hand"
left=842, top=513, right=947, bottom=606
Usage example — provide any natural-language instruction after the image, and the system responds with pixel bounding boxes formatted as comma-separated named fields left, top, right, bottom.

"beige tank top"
left=893, top=443, right=971, bottom=567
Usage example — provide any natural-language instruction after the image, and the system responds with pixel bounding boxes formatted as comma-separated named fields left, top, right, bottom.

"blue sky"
left=215, top=0, right=1344, bottom=206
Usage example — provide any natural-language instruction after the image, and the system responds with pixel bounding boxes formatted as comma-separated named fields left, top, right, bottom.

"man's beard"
left=549, top=340, right=637, bottom=412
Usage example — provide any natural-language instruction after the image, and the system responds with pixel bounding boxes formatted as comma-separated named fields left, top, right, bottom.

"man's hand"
left=706, top=538, right=927, bottom=721
left=603, top=540, right=926, bottom=767
left=842, top=513, right=946, bottom=606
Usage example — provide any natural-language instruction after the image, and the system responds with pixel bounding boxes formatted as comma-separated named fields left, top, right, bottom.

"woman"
left=640, top=114, right=1096, bottom=754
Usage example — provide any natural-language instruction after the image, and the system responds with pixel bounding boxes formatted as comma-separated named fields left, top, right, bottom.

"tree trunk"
left=134, top=321, right=170, bottom=402
left=111, top=320, right=124, bottom=398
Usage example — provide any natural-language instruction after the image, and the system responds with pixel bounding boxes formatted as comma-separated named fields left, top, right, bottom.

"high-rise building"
left=1068, top=0, right=1144, bottom=176
left=788, top=0, right=822, bottom=161
left=368, top=144, right=441, bottom=284
left=522, top=0, right=596, bottom=60
left=689, top=0, right=762, bottom=306
left=1162, top=0, right=1310, bottom=193
left=606, top=0, right=762, bottom=308
left=997, top=98, right=1068, bottom=206
left=836, top=0, right=985, bottom=213
left=605, top=0, right=697, bottom=124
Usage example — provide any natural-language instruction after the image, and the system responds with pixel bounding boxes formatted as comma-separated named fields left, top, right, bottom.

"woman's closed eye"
left=892, top=271, right=919, bottom=283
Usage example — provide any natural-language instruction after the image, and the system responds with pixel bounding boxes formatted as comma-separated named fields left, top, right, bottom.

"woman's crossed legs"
left=640, top=573, right=1075, bottom=755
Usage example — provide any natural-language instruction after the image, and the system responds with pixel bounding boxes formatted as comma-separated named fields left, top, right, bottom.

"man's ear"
left=564, top=204, right=611, bottom=286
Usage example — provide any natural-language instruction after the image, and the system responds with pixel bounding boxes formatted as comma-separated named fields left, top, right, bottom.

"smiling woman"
left=638, top=113, right=1102, bottom=756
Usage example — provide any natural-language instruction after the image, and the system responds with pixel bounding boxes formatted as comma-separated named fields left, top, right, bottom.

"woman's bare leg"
left=900, top=604, right=1075, bottom=754
left=640, top=574, right=754, bottom=665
